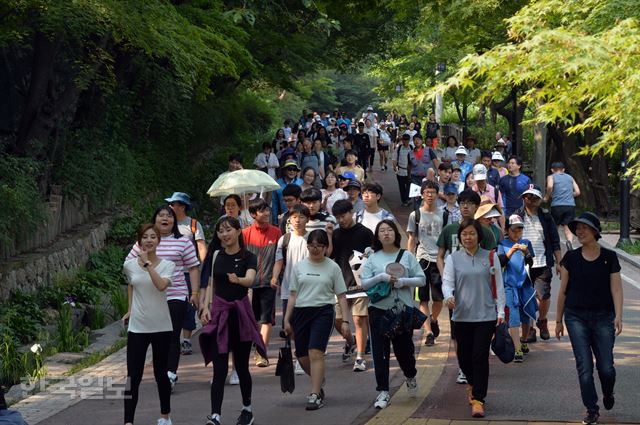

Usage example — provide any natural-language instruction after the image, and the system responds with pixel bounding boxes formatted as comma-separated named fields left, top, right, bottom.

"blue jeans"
left=564, top=308, right=616, bottom=413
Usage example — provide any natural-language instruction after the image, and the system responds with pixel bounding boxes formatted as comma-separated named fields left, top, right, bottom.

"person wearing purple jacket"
left=199, top=216, right=265, bottom=425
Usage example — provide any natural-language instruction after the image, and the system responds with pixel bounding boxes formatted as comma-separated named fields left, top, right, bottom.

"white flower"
left=30, top=343, right=42, bottom=354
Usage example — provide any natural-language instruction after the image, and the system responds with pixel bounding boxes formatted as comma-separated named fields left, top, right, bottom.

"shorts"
left=182, top=302, right=197, bottom=331
left=251, top=287, right=277, bottom=325
left=551, top=205, right=576, bottom=226
left=335, top=297, right=369, bottom=320
left=378, top=145, right=390, bottom=152
left=505, top=287, right=526, bottom=328
left=417, top=259, right=444, bottom=302
left=291, top=305, right=335, bottom=358
left=531, top=266, right=552, bottom=301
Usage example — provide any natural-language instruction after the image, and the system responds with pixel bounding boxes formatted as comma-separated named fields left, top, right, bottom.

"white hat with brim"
left=483, top=207, right=502, bottom=219
left=455, top=146, right=468, bottom=156
left=491, top=152, right=505, bottom=161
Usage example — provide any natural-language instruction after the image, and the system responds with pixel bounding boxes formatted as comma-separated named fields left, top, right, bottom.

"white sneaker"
left=294, top=360, right=305, bottom=376
left=353, top=358, right=366, bottom=372
left=167, top=371, right=177, bottom=392
left=229, top=369, right=240, bottom=385
left=456, top=369, right=467, bottom=384
left=406, top=376, right=418, bottom=397
left=374, top=391, right=391, bottom=409
left=157, top=418, right=172, bottom=425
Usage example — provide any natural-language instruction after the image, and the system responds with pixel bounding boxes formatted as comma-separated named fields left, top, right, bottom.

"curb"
left=600, top=241, right=640, bottom=270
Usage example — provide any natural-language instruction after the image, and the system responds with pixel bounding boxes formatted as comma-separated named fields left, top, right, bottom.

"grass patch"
left=65, top=338, right=127, bottom=376
left=619, top=240, right=640, bottom=255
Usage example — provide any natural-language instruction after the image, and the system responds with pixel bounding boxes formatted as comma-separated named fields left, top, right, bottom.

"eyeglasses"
left=459, top=201, right=475, bottom=207
left=307, top=244, right=326, bottom=250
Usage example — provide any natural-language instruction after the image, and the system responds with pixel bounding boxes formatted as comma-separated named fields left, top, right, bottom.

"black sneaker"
left=236, top=409, right=254, bottom=425
left=306, top=393, right=324, bottom=410
left=425, top=333, right=435, bottom=346
left=206, top=415, right=221, bottom=425
left=603, top=394, right=615, bottom=410
left=430, top=316, right=440, bottom=338
left=342, top=340, right=355, bottom=362
left=582, top=411, right=599, bottom=425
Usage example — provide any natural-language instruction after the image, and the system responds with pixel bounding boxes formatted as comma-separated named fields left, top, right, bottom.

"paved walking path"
left=12, top=154, right=640, bottom=425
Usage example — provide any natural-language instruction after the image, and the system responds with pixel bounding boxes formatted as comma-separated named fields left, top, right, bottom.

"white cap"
left=472, top=164, right=487, bottom=180
left=507, top=214, right=525, bottom=227
left=484, top=208, right=502, bottom=219
left=314, top=115, right=321, bottom=122
left=491, top=151, right=505, bottom=161
left=455, top=146, right=468, bottom=156
left=367, top=105, right=374, bottom=111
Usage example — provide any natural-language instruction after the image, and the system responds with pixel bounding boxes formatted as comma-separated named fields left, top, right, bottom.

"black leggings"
left=455, top=321, right=495, bottom=403
left=167, top=299, right=188, bottom=374
left=124, top=331, right=172, bottom=423
left=210, top=312, right=253, bottom=415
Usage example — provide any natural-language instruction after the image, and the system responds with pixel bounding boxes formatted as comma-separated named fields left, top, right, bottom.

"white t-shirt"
left=123, top=259, right=175, bottom=333
left=253, top=152, right=280, bottom=179
left=322, top=188, right=348, bottom=215
left=275, top=232, right=309, bottom=299
left=467, top=148, right=481, bottom=164
left=407, top=208, right=444, bottom=262
left=365, top=127, right=378, bottom=148
left=359, top=209, right=395, bottom=234
left=289, top=258, right=347, bottom=307
left=177, top=217, right=205, bottom=242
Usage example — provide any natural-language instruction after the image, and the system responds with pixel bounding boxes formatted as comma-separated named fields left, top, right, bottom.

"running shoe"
left=514, top=350, right=524, bottom=363
left=229, top=369, right=240, bottom=385
left=582, top=411, right=600, bottom=424
left=181, top=340, right=193, bottom=355
left=306, top=393, right=324, bottom=410
left=520, top=342, right=530, bottom=354
left=353, top=358, right=366, bottom=372
left=255, top=353, right=269, bottom=368
left=471, top=400, right=485, bottom=418
left=425, top=332, right=435, bottom=346
left=342, top=340, right=355, bottom=362
left=537, top=319, right=550, bottom=340
left=294, top=360, right=305, bottom=375
left=526, top=328, right=537, bottom=343
left=405, top=377, right=418, bottom=397
left=456, top=369, right=467, bottom=384
left=603, top=394, right=615, bottom=410
left=205, top=416, right=221, bottom=425
left=167, top=372, right=178, bottom=392
left=157, top=418, right=172, bottom=425
left=430, top=316, right=440, bottom=338
left=236, top=409, right=254, bottom=425
left=374, top=391, right=390, bottom=409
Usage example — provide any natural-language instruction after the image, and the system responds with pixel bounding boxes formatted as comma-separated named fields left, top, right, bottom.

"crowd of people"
left=120, top=107, right=624, bottom=425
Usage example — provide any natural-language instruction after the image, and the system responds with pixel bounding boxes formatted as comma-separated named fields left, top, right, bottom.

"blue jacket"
left=514, top=206, right=561, bottom=268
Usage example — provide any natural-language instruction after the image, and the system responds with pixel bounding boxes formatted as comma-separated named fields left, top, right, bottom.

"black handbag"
left=275, top=337, right=295, bottom=393
left=491, top=322, right=515, bottom=364
left=402, top=304, right=428, bottom=330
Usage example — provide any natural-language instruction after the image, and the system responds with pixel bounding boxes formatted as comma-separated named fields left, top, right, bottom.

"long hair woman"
left=442, top=218, right=505, bottom=418
left=283, top=229, right=350, bottom=410
left=122, top=224, right=176, bottom=425
left=199, top=216, right=266, bottom=425
left=125, top=205, right=200, bottom=392
left=321, top=171, right=347, bottom=214
left=360, top=219, right=426, bottom=410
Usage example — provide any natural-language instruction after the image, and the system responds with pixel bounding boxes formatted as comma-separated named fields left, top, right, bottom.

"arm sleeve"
left=195, top=222, right=206, bottom=242
left=182, top=239, right=200, bottom=268
left=160, top=261, right=176, bottom=286
left=333, top=263, right=347, bottom=295
left=406, top=211, right=417, bottom=234
left=289, top=263, right=299, bottom=293
left=275, top=236, right=284, bottom=262
left=497, top=243, right=509, bottom=267
left=361, top=273, right=390, bottom=290
left=246, top=252, right=258, bottom=272
left=494, top=252, right=506, bottom=319
left=126, top=243, right=141, bottom=261
left=442, top=254, right=455, bottom=300
left=401, top=252, right=426, bottom=287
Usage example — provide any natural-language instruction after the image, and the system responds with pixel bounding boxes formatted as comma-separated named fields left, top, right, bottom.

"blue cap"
left=165, top=192, right=193, bottom=211
left=443, top=183, right=458, bottom=195
left=338, top=171, right=357, bottom=180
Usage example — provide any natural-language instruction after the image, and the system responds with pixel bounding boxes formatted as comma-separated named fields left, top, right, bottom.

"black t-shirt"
left=561, top=247, right=620, bottom=312
left=211, top=249, right=258, bottom=301
left=353, top=133, right=370, bottom=154
left=425, top=122, right=440, bottom=138
left=331, top=223, right=374, bottom=288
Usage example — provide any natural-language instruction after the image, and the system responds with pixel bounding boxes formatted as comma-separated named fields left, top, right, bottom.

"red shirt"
left=242, top=223, right=281, bottom=287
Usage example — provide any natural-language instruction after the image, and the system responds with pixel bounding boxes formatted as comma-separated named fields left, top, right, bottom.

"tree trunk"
left=477, top=100, right=486, bottom=127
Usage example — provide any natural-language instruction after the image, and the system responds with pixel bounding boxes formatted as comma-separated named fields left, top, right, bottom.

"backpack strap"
left=489, top=249, right=496, bottom=300
left=281, top=232, right=292, bottom=266
left=442, top=208, right=449, bottom=227
left=355, top=210, right=364, bottom=223
left=394, top=248, right=406, bottom=263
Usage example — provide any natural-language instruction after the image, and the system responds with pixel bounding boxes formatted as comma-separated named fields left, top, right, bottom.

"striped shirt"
left=522, top=213, right=547, bottom=268
left=306, top=212, right=337, bottom=233
left=126, top=235, right=200, bottom=301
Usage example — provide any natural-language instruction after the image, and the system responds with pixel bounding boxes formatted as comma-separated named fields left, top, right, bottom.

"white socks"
left=243, top=405, right=252, bottom=412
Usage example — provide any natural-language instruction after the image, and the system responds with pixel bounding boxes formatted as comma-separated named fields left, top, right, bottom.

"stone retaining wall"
left=0, top=216, right=112, bottom=302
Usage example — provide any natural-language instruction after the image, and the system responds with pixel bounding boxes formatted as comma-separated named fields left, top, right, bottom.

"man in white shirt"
left=392, top=134, right=413, bottom=206
left=355, top=182, right=395, bottom=233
